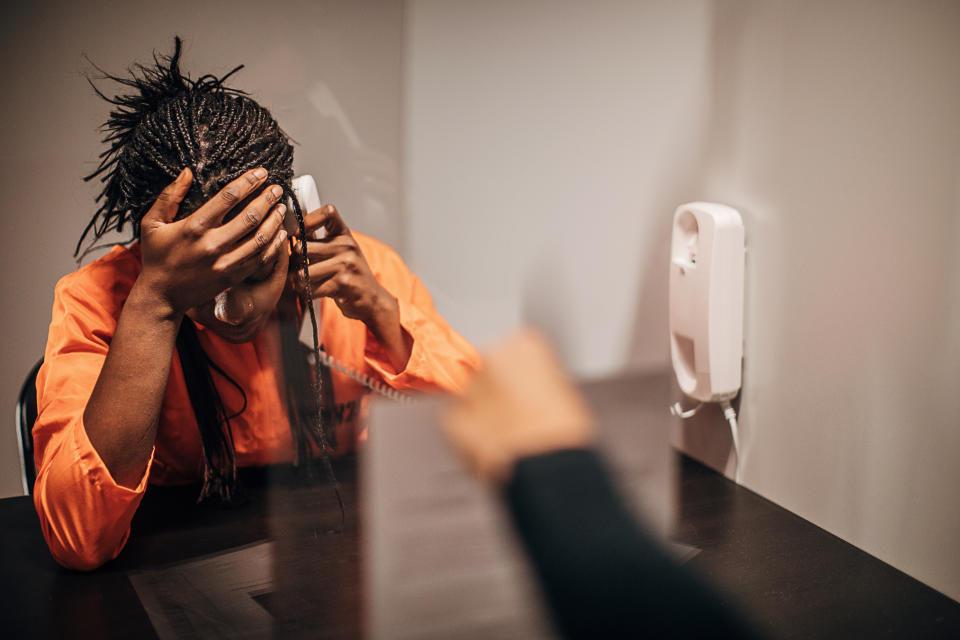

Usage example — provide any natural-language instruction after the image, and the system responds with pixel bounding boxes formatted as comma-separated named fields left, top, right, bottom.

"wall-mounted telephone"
left=669, top=202, right=744, bottom=403
left=669, top=201, right=745, bottom=477
left=287, top=175, right=409, bottom=403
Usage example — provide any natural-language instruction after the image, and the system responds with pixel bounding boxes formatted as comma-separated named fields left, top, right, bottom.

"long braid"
left=176, top=320, right=243, bottom=503
left=81, top=37, right=337, bottom=506
left=286, top=186, right=344, bottom=523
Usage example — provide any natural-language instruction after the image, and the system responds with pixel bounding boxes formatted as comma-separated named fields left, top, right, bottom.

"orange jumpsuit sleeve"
left=354, top=233, right=482, bottom=393
left=33, top=258, right=155, bottom=571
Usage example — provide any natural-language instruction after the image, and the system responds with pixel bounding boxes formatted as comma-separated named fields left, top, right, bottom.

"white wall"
left=677, top=0, right=960, bottom=602
left=403, top=0, right=711, bottom=373
left=0, top=0, right=404, bottom=498
left=405, top=0, right=960, bottom=601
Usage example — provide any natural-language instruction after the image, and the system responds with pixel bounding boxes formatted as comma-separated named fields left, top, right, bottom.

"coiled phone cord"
left=315, top=347, right=414, bottom=404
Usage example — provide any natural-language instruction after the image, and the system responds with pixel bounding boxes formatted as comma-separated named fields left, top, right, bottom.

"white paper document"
left=364, top=370, right=674, bottom=639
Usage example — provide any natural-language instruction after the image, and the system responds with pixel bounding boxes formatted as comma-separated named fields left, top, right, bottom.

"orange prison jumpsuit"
left=33, top=232, right=480, bottom=570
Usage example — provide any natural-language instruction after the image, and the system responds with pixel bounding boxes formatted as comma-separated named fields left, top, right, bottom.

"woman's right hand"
left=135, top=167, right=289, bottom=317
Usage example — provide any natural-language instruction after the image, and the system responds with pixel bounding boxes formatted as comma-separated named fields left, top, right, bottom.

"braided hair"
left=81, top=37, right=340, bottom=508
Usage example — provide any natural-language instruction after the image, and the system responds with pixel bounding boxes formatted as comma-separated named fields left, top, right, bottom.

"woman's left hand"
left=291, top=204, right=412, bottom=371
left=291, top=204, right=392, bottom=322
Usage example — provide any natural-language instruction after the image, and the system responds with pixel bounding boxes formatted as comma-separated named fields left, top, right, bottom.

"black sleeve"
left=505, top=448, right=762, bottom=639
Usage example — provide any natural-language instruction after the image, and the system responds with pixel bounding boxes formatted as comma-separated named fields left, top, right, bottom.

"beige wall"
left=404, top=0, right=960, bottom=601
left=677, top=0, right=960, bottom=602
left=0, top=0, right=404, bottom=498
left=403, top=0, right=709, bottom=370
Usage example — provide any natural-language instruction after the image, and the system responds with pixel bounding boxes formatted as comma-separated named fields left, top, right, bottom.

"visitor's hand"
left=136, top=167, right=289, bottom=318
left=442, top=329, right=595, bottom=485
left=293, top=204, right=397, bottom=325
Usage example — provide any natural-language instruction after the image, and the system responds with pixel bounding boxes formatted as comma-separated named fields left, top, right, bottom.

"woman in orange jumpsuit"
left=33, top=39, right=479, bottom=571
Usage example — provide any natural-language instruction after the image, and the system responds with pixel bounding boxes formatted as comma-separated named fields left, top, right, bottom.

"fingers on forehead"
left=194, top=168, right=269, bottom=225
left=216, top=188, right=285, bottom=249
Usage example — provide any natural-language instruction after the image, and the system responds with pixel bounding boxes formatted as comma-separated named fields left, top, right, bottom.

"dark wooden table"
left=0, top=461, right=359, bottom=639
left=1, top=454, right=958, bottom=639
left=673, top=456, right=960, bottom=638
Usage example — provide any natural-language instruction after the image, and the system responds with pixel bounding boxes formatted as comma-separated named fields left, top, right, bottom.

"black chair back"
left=16, top=359, right=43, bottom=495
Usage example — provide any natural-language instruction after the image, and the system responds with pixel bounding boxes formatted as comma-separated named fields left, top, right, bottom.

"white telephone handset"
left=287, top=175, right=409, bottom=403
left=287, top=175, right=326, bottom=348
